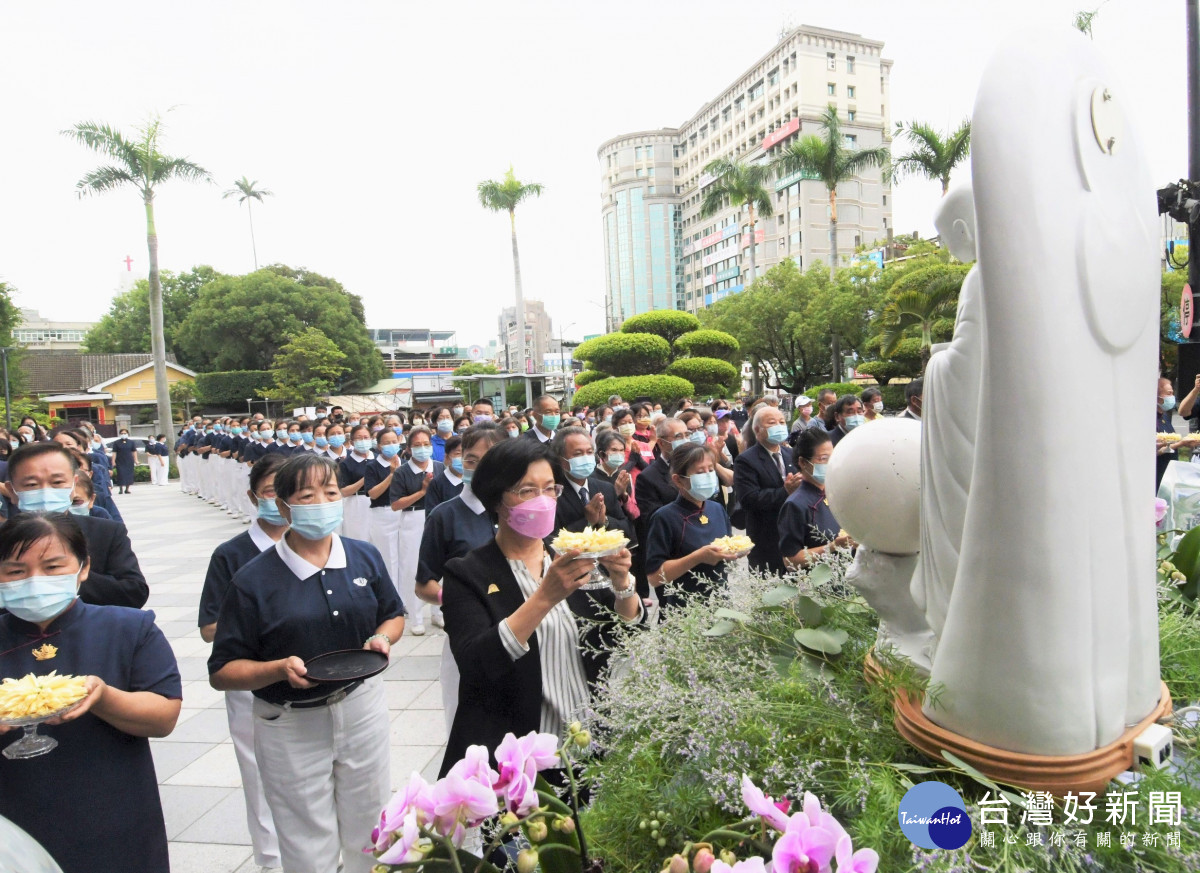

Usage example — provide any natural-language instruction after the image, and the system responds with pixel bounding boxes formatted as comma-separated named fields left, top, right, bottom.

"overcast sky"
left=0, top=0, right=1187, bottom=351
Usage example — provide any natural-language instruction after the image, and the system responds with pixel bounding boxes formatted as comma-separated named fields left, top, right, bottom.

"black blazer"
left=631, top=456, right=675, bottom=537
left=553, top=475, right=635, bottom=544
left=74, top=515, right=149, bottom=609
left=732, top=443, right=795, bottom=575
left=439, top=538, right=640, bottom=776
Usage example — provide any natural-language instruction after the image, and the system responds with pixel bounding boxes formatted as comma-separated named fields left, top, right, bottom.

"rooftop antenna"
left=778, top=12, right=796, bottom=41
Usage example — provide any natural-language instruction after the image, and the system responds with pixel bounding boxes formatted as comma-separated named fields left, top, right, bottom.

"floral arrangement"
left=370, top=726, right=593, bottom=873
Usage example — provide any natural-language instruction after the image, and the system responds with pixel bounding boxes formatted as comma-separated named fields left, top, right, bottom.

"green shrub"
left=573, top=334, right=671, bottom=378
left=803, top=381, right=862, bottom=401
left=878, top=384, right=906, bottom=410
left=853, top=360, right=905, bottom=385
left=672, top=329, right=740, bottom=362
left=572, top=375, right=694, bottom=409
left=619, top=310, right=700, bottom=345
left=574, top=369, right=609, bottom=387
left=665, top=357, right=739, bottom=389
left=691, top=383, right=729, bottom=399
left=195, top=370, right=274, bottom=409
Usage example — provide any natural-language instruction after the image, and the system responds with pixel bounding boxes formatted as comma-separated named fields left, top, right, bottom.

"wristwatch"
left=613, top=583, right=638, bottom=600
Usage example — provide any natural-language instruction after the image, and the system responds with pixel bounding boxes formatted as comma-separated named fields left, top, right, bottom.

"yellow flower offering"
left=712, top=534, right=754, bottom=554
left=1159, top=432, right=1183, bottom=442
left=31, top=644, right=57, bottom=661
left=551, top=526, right=627, bottom=554
left=0, top=671, right=87, bottom=720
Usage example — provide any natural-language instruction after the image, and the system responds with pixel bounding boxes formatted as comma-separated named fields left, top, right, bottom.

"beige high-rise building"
left=598, top=25, right=893, bottom=326
left=498, top=299, right=553, bottom=374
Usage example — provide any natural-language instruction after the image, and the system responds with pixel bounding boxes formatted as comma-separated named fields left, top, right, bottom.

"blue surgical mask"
left=766, top=424, right=789, bottom=445
left=810, top=463, right=828, bottom=485
left=257, top=496, right=286, bottom=526
left=314, top=436, right=329, bottom=448
left=348, top=419, right=361, bottom=427
left=328, top=435, right=346, bottom=448
left=0, top=571, right=80, bottom=623
left=231, top=427, right=242, bottom=436
left=845, top=415, right=865, bottom=431
left=606, top=452, right=625, bottom=469
left=671, top=438, right=687, bottom=451
left=301, top=432, right=314, bottom=444
left=392, top=426, right=403, bottom=435
left=17, top=487, right=74, bottom=515
left=68, top=504, right=91, bottom=517
left=1162, top=396, right=1177, bottom=412
left=462, top=468, right=474, bottom=485
left=214, top=424, right=223, bottom=433
left=288, top=432, right=303, bottom=443
left=568, top=455, right=596, bottom=479
left=259, top=431, right=272, bottom=441
left=437, top=419, right=453, bottom=434
left=353, top=439, right=372, bottom=454
left=91, top=441, right=103, bottom=450
left=276, top=428, right=288, bottom=440
left=687, top=471, right=719, bottom=502
left=450, top=457, right=463, bottom=474
left=689, top=431, right=706, bottom=445
left=540, top=414, right=561, bottom=431
left=452, top=406, right=464, bottom=417
left=379, top=443, right=401, bottom=459
left=706, top=424, right=719, bottom=436
left=411, top=446, right=433, bottom=463
left=507, top=429, right=519, bottom=439
left=285, top=501, right=343, bottom=540
left=9, top=440, right=19, bottom=450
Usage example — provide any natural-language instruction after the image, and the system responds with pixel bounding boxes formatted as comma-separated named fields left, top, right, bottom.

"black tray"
left=303, top=649, right=389, bottom=683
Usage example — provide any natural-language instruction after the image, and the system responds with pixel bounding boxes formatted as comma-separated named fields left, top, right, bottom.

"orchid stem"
left=560, top=743, right=591, bottom=868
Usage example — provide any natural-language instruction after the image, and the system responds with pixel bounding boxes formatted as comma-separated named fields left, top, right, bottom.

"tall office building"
left=599, top=26, right=893, bottom=326
left=498, top=299, right=553, bottom=374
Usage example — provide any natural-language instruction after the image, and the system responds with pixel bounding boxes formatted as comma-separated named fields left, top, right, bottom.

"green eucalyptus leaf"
left=715, top=607, right=753, bottom=623
left=762, top=584, right=799, bottom=607
left=770, top=653, right=796, bottom=676
left=807, top=564, right=833, bottom=585
left=703, top=619, right=738, bottom=637
left=793, top=627, right=847, bottom=655
left=795, top=595, right=825, bottom=626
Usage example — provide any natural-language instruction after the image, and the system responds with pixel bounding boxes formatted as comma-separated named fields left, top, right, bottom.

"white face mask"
left=873, top=401, right=884, bottom=413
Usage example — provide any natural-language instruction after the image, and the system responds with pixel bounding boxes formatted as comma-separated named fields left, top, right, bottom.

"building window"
left=750, top=80, right=764, bottom=99
left=847, top=110, right=856, bottom=122
left=790, top=231, right=801, bottom=246
left=768, top=67, right=779, bottom=86
left=847, top=85, right=856, bottom=99
left=826, top=52, right=836, bottom=71
left=827, top=83, right=836, bottom=96
left=645, top=145, right=654, bottom=160
left=647, top=186, right=655, bottom=194
left=846, top=56, right=855, bottom=74
left=634, top=146, right=642, bottom=160
left=647, top=167, right=655, bottom=177
left=844, top=134, right=857, bottom=147
left=883, top=194, right=887, bottom=206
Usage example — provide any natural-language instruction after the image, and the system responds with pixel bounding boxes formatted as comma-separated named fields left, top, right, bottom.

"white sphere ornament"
left=824, top=419, right=922, bottom=555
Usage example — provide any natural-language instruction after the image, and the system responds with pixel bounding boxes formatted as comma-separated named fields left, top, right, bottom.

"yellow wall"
left=48, top=398, right=107, bottom=425
left=105, top=368, right=193, bottom=404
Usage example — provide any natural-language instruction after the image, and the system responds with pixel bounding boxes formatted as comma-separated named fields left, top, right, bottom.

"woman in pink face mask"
left=435, top=439, right=643, bottom=778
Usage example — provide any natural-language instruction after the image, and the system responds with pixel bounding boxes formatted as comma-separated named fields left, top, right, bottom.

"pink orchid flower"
left=1156, top=498, right=1169, bottom=524
left=429, top=746, right=500, bottom=844
left=741, top=775, right=791, bottom=832
left=374, top=771, right=431, bottom=852
left=795, top=793, right=849, bottom=846
left=494, top=731, right=559, bottom=814
left=377, top=809, right=428, bottom=864
left=711, top=858, right=768, bottom=873
left=834, top=835, right=879, bottom=873
left=772, top=824, right=838, bottom=873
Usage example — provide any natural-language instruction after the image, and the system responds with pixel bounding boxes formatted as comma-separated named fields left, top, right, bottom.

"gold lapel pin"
left=487, top=584, right=500, bottom=594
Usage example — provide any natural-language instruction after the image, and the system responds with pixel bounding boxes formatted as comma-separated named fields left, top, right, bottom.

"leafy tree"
left=194, top=370, right=274, bottom=409
left=876, top=267, right=967, bottom=374
left=174, top=269, right=383, bottom=388
left=887, top=121, right=971, bottom=196
left=572, top=375, right=693, bottom=409
left=83, top=266, right=221, bottom=360
left=619, top=310, right=700, bottom=345
left=261, top=264, right=369, bottom=325
left=772, top=105, right=889, bottom=272
left=575, top=370, right=609, bottom=387
left=63, top=113, right=212, bottom=439
left=451, top=362, right=500, bottom=403
left=699, top=159, right=773, bottom=282
left=478, top=167, right=543, bottom=374
left=263, top=327, right=348, bottom=408
left=0, top=282, right=25, bottom=396
left=223, top=177, right=273, bottom=269
left=665, top=357, right=739, bottom=389
left=673, top=329, right=740, bottom=363
left=573, top=333, right=671, bottom=377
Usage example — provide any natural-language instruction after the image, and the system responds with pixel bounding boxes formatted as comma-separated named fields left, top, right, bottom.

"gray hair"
left=752, top=404, right=784, bottom=430
left=656, top=417, right=685, bottom=438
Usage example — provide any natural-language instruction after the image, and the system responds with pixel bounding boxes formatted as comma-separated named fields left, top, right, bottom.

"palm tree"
left=877, top=272, right=962, bottom=375
left=772, top=105, right=889, bottom=274
left=477, top=167, right=544, bottom=373
left=699, top=158, right=774, bottom=284
left=223, top=176, right=273, bottom=269
left=887, top=120, right=972, bottom=196
left=63, top=115, right=211, bottom=442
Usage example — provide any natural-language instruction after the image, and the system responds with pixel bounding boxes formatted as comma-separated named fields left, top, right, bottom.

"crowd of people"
left=0, top=383, right=920, bottom=872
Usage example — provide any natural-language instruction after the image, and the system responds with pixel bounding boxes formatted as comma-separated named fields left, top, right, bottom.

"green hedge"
left=878, top=384, right=906, bottom=410
left=572, top=375, right=694, bottom=409
left=853, top=360, right=907, bottom=385
left=195, top=370, right=274, bottom=409
left=672, top=329, right=740, bottom=362
left=619, top=310, right=699, bottom=344
left=803, top=381, right=863, bottom=400
left=692, top=383, right=730, bottom=399
left=573, top=333, right=671, bottom=377
left=665, top=356, right=739, bottom=388
left=574, top=370, right=609, bottom=387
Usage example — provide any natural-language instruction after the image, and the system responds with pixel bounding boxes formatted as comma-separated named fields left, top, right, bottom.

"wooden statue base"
left=864, top=651, right=1173, bottom=795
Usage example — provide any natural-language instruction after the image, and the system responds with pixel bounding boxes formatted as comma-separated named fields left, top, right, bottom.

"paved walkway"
left=119, top=483, right=447, bottom=873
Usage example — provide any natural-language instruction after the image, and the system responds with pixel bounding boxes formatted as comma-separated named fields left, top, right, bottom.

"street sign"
left=468, top=344, right=483, bottom=361
left=1183, top=284, right=1194, bottom=339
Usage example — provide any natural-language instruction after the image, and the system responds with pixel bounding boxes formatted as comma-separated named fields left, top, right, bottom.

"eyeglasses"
left=507, top=483, right=564, bottom=502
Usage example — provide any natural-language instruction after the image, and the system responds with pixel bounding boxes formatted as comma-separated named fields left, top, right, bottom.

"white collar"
left=460, top=485, right=485, bottom=515
left=326, top=447, right=345, bottom=458
left=376, top=455, right=393, bottom=467
left=408, top=458, right=429, bottom=475
left=352, top=450, right=373, bottom=460
left=275, top=533, right=347, bottom=579
left=444, top=468, right=462, bottom=485
left=249, top=521, right=279, bottom=552
left=568, top=477, right=589, bottom=496
left=534, top=427, right=552, bottom=442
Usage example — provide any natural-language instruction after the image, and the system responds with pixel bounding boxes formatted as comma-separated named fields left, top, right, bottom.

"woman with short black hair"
left=778, top=427, right=855, bottom=567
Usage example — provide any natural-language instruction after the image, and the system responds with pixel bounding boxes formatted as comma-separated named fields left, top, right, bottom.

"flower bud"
left=574, top=730, right=592, bottom=748
left=517, top=848, right=539, bottom=873
left=668, top=854, right=689, bottom=873
left=499, top=812, right=520, bottom=828
left=527, top=820, right=549, bottom=843
left=693, top=848, right=716, bottom=873
left=719, top=849, right=737, bottom=866
left=559, top=816, right=576, bottom=834
left=640, top=820, right=649, bottom=830
left=657, top=837, right=668, bottom=848
left=650, top=820, right=661, bottom=830
left=569, top=720, right=583, bottom=735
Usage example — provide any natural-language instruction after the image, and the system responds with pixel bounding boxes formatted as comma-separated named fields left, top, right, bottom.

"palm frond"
left=224, top=176, right=273, bottom=202
left=151, top=156, right=213, bottom=186
left=878, top=320, right=916, bottom=358
left=477, top=168, right=544, bottom=213
left=945, top=120, right=972, bottom=165
left=61, top=121, right=140, bottom=170
left=841, top=145, right=889, bottom=178
left=896, top=121, right=945, bottom=158
left=772, top=136, right=828, bottom=178
left=75, top=164, right=139, bottom=197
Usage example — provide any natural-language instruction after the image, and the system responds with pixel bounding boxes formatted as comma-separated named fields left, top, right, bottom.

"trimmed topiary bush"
left=620, top=310, right=700, bottom=345
left=673, top=329, right=740, bottom=363
left=803, top=382, right=863, bottom=401
left=853, top=360, right=905, bottom=385
left=195, top=370, right=274, bottom=409
left=573, top=333, right=671, bottom=377
left=878, top=384, right=906, bottom=410
left=692, top=383, right=730, bottom=399
left=574, top=370, right=609, bottom=387
left=572, top=375, right=694, bottom=409
left=665, top=357, right=739, bottom=389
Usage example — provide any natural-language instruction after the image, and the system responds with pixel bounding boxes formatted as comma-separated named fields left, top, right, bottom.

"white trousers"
left=341, top=495, right=371, bottom=542
left=179, top=454, right=195, bottom=493
left=397, top=510, right=426, bottom=628
left=253, top=678, right=391, bottom=873
left=368, top=506, right=403, bottom=597
left=225, top=690, right=281, bottom=867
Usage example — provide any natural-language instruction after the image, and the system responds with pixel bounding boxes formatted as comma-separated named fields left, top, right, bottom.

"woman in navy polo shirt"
left=337, top=422, right=374, bottom=541
left=644, top=442, right=734, bottom=612
left=389, top=424, right=442, bottom=635
left=0, top=513, right=182, bottom=873
left=209, top=453, right=404, bottom=873
left=778, top=427, right=855, bottom=567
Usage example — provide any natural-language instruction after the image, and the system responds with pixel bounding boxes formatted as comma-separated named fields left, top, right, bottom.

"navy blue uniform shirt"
left=338, top=451, right=374, bottom=494
left=198, top=526, right=274, bottom=628
left=645, top=494, right=732, bottom=600
left=0, top=601, right=181, bottom=873
left=778, top=480, right=840, bottom=559
left=363, top=456, right=397, bottom=508
left=389, top=459, right=444, bottom=511
left=425, top=468, right=464, bottom=514
left=208, top=535, right=404, bottom=704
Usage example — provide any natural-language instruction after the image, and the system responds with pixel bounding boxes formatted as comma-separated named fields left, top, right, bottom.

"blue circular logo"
left=898, top=782, right=972, bottom=850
